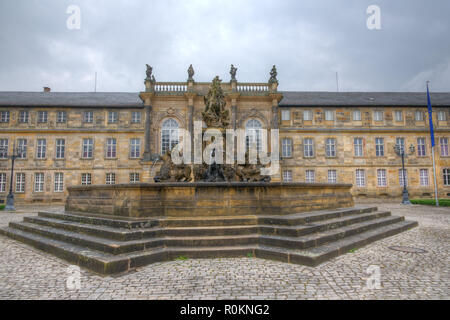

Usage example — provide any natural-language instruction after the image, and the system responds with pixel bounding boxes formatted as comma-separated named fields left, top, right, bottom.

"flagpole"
left=427, top=81, right=439, bottom=207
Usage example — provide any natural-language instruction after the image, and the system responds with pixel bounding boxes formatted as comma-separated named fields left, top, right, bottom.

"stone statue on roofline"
left=230, top=64, right=237, bottom=81
left=188, top=64, right=195, bottom=81
left=145, top=64, right=156, bottom=82
left=269, top=65, right=278, bottom=84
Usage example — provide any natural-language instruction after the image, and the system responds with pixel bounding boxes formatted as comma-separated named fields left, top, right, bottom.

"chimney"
left=43, top=87, right=51, bottom=93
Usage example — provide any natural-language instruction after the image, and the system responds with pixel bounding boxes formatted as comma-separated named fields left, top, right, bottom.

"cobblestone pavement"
left=0, top=203, right=448, bottom=300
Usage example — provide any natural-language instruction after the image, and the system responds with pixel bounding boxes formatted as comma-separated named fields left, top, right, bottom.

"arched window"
left=245, top=119, right=262, bottom=153
left=161, top=118, right=179, bottom=155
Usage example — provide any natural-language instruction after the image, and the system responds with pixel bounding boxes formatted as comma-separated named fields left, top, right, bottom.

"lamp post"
left=0, top=143, right=25, bottom=211
left=394, top=143, right=415, bottom=205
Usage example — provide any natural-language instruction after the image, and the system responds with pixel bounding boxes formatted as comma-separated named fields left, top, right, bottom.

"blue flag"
left=427, top=83, right=435, bottom=147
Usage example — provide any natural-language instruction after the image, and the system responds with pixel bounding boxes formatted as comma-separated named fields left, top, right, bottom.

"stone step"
left=258, top=215, right=404, bottom=250
left=256, top=220, right=418, bottom=266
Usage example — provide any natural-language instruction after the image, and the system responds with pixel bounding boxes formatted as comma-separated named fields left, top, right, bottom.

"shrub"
left=410, top=199, right=450, bottom=207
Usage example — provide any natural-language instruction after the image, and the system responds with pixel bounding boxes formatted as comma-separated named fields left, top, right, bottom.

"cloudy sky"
left=0, top=0, right=449, bottom=93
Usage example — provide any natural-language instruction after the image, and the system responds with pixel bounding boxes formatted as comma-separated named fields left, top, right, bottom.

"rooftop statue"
left=188, top=64, right=195, bottom=81
left=202, top=76, right=229, bottom=128
left=230, top=64, right=237, bottom=81
left=145, top=64, right=153, bottom=81
left=269, top=65, right=278, bottom=84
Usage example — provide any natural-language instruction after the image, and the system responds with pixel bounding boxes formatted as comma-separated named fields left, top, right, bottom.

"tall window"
left=281, top=110, right=290, bottom=121
left=81, top=173, right=92, bottom=185
left=83, top=111, right=93, bottom=123
left=417, top=138, right=426, bottom=157
left=375, top=138, right=384, bottom=157
left=324, top=110, right=334, bottom=121
left=34, top=173, right=44, bottom=192
left=37, top=111, right=48, bottom=123
left=16, top=173, right=25, bottom=193
left=415, top=110, right=424, bottom=121
left=353, top=110, right=361, bottom=121
left=356, top=169, right=366, bottom=187
left=328, top=170, right=337, bottom=183
left=106, top=138, right=117, bottom=158
left=82, top=138, right=94, bottom=158
left=0, top=139, right=8, bottom=159
left=420, top=169, right=429, bottom=187
left=443, top=169, right=450, bottom=186
left=108, top=111, right=118, bottom=123
left=36, top=139, right=46, bottom=159
left=130, top=173, right=140, bottom=183
left=55, top=139, right=65, bottom=159
left=283, top=170, right=292, bottom=182
left=0, top=173, right=6, bottom=192
left=438, top=110, right=446, bottom=121
left=282, top=138, right=292, bottom=158
left=394, top=110, right=403, bottom=122
left=303, top=110, right=312, bottom=121
left=0, top=111, right=10, bottom=123
left=19, top=110, right=29, bottom=123
left=373, top=111, right=383, bottom=121
left=16, top=139, right=27, bottom=159
left=54, top=173, right=64, bottom=192
left=245, top=119, right=262, bottom=154
left=131, top=111, right=141, bottom=123
left=57, top=111, right=66, bottom=123
left=306, top=170, right=315, bottom=183
left=303, top=138, right=314, bottom=158
left=130, top=138, right=141, bottom=158
left=326, top=138, right=336, bottom=157
left=354, top=138, right=363, bottom=157
left=106, top=173, right=116, bottom=185
left=399, top=169, right=408, bottom=187
left=161, top=118, right=179, bottom=155
left=396, top=137, right=405, bottom=153
left=440, top=138, right=449, bottom=157
left=377, top=169, right=387, bottom=187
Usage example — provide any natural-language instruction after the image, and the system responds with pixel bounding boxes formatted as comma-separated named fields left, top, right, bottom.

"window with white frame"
left=306, top=170, right=315, bottom=183
left=106, top=138, right=117, bottom=158
left=415, top=110, right=424, bottom=121
left=130, top=138, right=141, bottom=158
left=55, top=139, right=65, bottom=159
left=36, top=139, right=46, bottom=159
left=19, top=110, right=29, bottom=123
left=440, top=137, right=449, bottom=156
left=0, top=173, right=6, bottom=192
left=399, top=169, right=408, bottom=187
left=417, top=138, right=426, bottom=157
left=394, top=110, right=403, bottom=122
left=377, top=169, right=387, bottom=187
left=282, top=138, right=292, bottom=158
left=420, top=169, right=429, bottom=187
left=283, top=170, right=292, bottom=182
left=281, top=109, right=290, bottom=121
left=34, top=173, right=44, bottom=192
left=131, top=111, right=141, bottom=123
left=303, top=110, right=312, bottom=121
left=354, top=138, right=363, bottom=157
left=328, top=170, right=337, bottom=183
left=57, top=111, right=66, bottom=123
left=303, top=138, right=314, bottom=157
left=324, top=110, right=334, bottom=121
left=161, top=118, right=180, bottom=155
left=15, top=173, right=25, bottom=193
left=353, top=110, right=361, bottom=121
left=106, top=173, right=116, bottom=185
left=245, top=119, right=263, bottom=154
left=0, top=111, right=10, bottom=123
left=0, top=139, right=8, bottom=159
left=54, top=172, right=64, bottom=192
left=325, top=138, right=336, bottom=157
left=108, top=111, right=118, bottom=123
left=83, top=111, right=93, bottom=123
left=375, top=138, right=384, bottom=157
left=18, top=138, right=29, bottom=159
left=373, top=111, right=383, bottom=121
left=438, top=110, right=446, bottom=121
left=81, top=173, right=92, bottom=185
left=130, top=173, right=140, bottom=183
left=356, top=169, right=366, bottom=187
left=443, top=168, right=450, bottom=186
left=396, top=137, right=405, bottom=153
left=82, top=138, right=94, bottom=158
left=38, top=111, right=48, bottom=123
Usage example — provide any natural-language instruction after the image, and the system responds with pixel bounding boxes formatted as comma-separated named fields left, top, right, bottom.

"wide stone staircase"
left=0, top=206, right=417, bottom=275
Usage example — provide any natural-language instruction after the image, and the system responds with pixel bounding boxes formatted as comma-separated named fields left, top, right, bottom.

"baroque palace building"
left=0, top=67, right=450, bottom=204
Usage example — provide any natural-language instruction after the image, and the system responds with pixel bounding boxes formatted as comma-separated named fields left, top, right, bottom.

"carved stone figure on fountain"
left=236, top=152, right=271, bottom=182
left=154, top=150, right=192, bottom=182
left=202, top=76, right=230, bottom=128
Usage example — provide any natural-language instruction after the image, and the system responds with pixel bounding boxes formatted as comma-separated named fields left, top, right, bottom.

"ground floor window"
left=399, top=169, right=408, bottom=187
left=81, top=173, right=92, bottom=185
left=16, top=173, right=25, bottom=193
left=328, top=170, right=337, bottom=183
left=356, top=169, right=365, bottom=187
left=106, top=173, right=116, bottom=185
left=0, top=173, right=6, bottom=192
left=444, top=169, right=450, bottom=186
left=130, top=173, right=140, bottom=183
left=54, top=173, right=64, bottom=192
left=306, top=170, right=315, bottom=183
left=377, top=169, right=387, bottom=187
left=420, top=169, right=429, bottom=187
left=282, top=170, right=292, bottom=182
left=34, top=173, right=44, bottom=192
